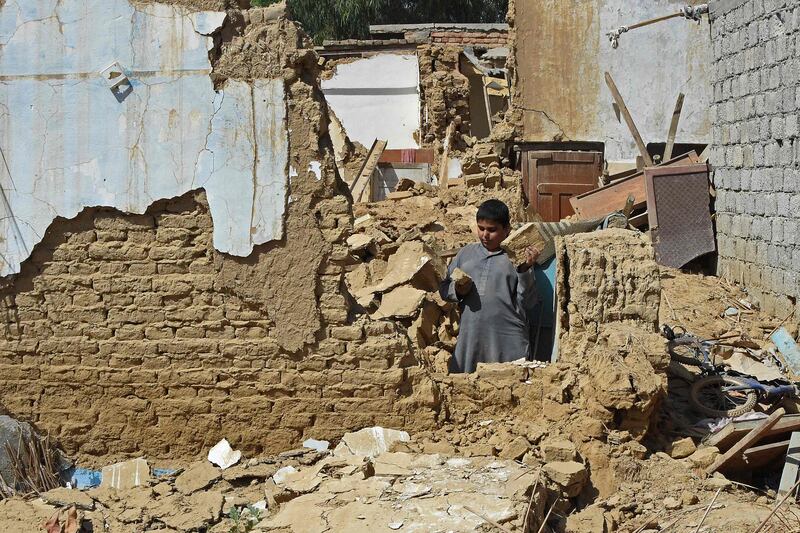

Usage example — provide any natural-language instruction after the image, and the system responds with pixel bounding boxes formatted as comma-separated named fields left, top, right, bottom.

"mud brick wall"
left=710, top=0, right=800, bottom=315
left=0, top=191, right=441, bottom=464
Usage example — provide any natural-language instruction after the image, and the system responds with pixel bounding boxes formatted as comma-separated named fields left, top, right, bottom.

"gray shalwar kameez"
left=440, top=243, right=538, bottom=373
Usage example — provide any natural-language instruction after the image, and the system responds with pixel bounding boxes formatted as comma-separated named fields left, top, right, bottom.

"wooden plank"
left=705, top=413, right=800, bottom=450
left=663, top=92, right=685, bottom=161
left=604, top=72, right=654, bottom=166
left=724, top=439, right=790, bottom=471
left=772, top=327, right=800, bottom=376
left=569, top=151, right=701, bottom=220
left=706, top=408, right=786, bottom=475
left=379, top=148, right=434, bottom=164
left=350, top=139, right=387, bottom=203
left=438, top=122, right=456, bottom=192
left=779, top=432, right=800, bottom=496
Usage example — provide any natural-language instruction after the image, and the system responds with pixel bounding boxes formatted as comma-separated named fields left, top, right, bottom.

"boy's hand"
left=452, top=267, right=473, bottom=296
left=518, top=246, right=540, bottom=272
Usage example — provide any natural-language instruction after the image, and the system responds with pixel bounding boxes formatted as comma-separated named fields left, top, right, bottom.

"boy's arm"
left=516, top=247, right=540, bottom=310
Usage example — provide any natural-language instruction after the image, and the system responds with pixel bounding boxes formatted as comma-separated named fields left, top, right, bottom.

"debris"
left=542, top=461, right=588, bottom=497
left=706, top=408, right=786, bottom=474
left=207, top=438, right=242, bottom=470
left=372, top=286, right=427, bottom=319
left=272, top=465, right=298, bottom=485
left=40, top=487, right=95, bottom=511
left=687, top=447, right=720, bottom=469
left=541, top=439, right=577, bottom=462
left=303, top=439, right=330, bottom=452
left=358, top=241, right=446, bottom=295
left=100, top=458, right=150, bottom=491
left=0, top=416, right=63, bottom=498
left=498, top=436, right=531, bottom=461
left=450, top=267, right=472, bottom=294
left=771, top=327, right=800, bottom=376
left=174, top=461, right=221, bottom=494
left=69, top=468, right=101, bottom=490
left=668, top=437, right=697, bottom=459
left=334, top=427, right=411, bottom=458
left=777, top=431, right=800, bottom=496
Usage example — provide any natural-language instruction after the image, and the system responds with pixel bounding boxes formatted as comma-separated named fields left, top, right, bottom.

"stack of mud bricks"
left=0, top=192, right=437, bottom=460
left=429, top=29, right=508, bottom=46
left=709, top=0, right=800, bottom=315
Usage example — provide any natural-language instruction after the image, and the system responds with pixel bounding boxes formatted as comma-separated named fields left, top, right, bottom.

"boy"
left=439, top=199, right=539, bottom=373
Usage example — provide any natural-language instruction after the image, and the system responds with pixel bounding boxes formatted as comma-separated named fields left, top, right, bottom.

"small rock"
left=687, top=446, right=720, bottom=469
left=498, top=436, right=531, bottom=461
left=663, top=496, right=682, bottom=510
left=669, top=437, right=697, bottom=459
left=681, top=491, right=699, bottom=506
left=543, top=461, right=588, bottom=497
left=541, top=439, right=577, bottom=462
left=422, top=441, right=456, bottom=455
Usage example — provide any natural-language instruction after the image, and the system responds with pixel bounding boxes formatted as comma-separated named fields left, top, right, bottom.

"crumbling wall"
left=710, top=0, right=800, bottom=316
left=418, top=45, right=472, bottom=151
left=0, top=3, right=439, bottom=464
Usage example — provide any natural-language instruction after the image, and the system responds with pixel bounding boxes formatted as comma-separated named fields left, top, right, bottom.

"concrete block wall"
left=710, top=0, right=800, bottom=314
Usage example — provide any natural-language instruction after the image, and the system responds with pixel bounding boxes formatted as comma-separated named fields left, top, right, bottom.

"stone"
left=543, top=461, right=588, bottom=497
left=421, top=441, right=456, bottom=455
left=541, top=439, right=577, bottom=462
left=681, top=491, right=699, bottom=506
left=501, top=223, right=548, bottom=266
left=668, top=437, right=697, bottom=459
left=221, top=462, right=277, bottom=482
left=162, top=490, right=224, bottom=530
left=498, top=436, right=531, bottom=461
left=450, top=267, right=472, bottom=294
left=334, top=427, right=411, bottom=458
left=174, top=461, right=221, bottom=494
left=407, top=300, right=442, bottom=349
left=663, top=496, right=682, bottom=510
left=41, top=487, right=95, bottom=510
left=566, top=505, right=609, bottom=533
left=347, top=233, right=376, bottom=254
left=101, top=458, right=150, bottom=491
left=687, top=446, right=720, bottom=469
left=373, top=452, right=414, bottom=476
left=372, top=286, right=427, bottom=319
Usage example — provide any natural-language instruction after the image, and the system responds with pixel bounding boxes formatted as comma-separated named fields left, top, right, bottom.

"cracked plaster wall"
left=0, top=0, right=288, bottom=276
left=513, top=0, right=712, bottom=161
left=321, top=54, right=421, bottom=150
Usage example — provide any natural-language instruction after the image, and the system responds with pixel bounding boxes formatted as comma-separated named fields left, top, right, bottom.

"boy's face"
left=476, top=218, right=510, bottom=252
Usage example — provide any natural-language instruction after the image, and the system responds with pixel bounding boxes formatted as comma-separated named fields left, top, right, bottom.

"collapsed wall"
left=0, top=2, right=438, bottom=463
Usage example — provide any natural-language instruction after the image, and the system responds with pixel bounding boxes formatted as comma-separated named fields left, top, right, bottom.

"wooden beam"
left=705, top=413, right=800, bottom=450
left=706, top=408, right=786, bottom=475
left=604, top=72, right=653, bottom=167
left=779, top=431, right=800, bottom=496
left=663, top=92, right=685, bottom=161
left=438, top=122, right=456, bottom=193
left=350, top=139, right=387, bottom=203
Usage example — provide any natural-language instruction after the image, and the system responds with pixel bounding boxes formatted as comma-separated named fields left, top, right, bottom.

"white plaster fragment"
left=190, top=11, right=227, bottom=35
left=207, top=438, right=242, bottom=470
left=308, top=161, right=322, bottom=180
left=0, top=0, right=288, bottom=276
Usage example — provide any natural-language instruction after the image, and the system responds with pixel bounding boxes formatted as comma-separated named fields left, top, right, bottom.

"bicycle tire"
left=690, top=375, right=758, bottom=418
left=669, top=345, right=703, bottom=367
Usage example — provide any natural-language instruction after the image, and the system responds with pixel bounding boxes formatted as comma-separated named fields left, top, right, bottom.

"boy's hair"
left=476, top=199, right=510, bottom=228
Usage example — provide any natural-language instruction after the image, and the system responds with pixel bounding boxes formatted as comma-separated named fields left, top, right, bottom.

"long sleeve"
left=439, top=248, right=464, bottom=302
left=516, top=268, right=539, bottom=312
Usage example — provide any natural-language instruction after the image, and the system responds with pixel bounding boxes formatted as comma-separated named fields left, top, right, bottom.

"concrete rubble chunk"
left=334, top=427, right=411, bottom=458
left=502, top=223, right=548, bottom=266
left=100, top=458, right=151, bottom=491
left=372, top=286, right=427, bottom=319
left=174, top=461, right=221, bottom=494
left=541, top=439, right=578, bottom=462
left=41, top=487, right=95, bottom=510
left=451, top=267, right=472, bottom=294
left=668, top=437, right=697, bottom=459
left=207, top=438, right=242, bottom=470
left=543, top=461, right=588, bottom=497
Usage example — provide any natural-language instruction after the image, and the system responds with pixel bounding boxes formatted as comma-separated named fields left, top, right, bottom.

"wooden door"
left=522, top=151, right=602, bottom=222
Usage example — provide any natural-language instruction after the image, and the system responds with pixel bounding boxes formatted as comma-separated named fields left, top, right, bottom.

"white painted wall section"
left=322, top=54, right=421, bottom=149
left=0, top=0, right=289, bottom=276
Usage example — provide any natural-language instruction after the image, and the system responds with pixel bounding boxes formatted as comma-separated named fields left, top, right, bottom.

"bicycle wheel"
left=690, top=375, right=758, bottom=418
left=669, top=344, right=704, bottom=367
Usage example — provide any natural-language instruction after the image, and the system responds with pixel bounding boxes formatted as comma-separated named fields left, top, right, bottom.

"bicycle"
left=662, top=325, right=799, bottom=418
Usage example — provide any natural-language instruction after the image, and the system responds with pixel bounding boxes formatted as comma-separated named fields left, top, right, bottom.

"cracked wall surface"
left=512, top=0, right=712, bottom=161
left=0, top=0, right=288, bottom=276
